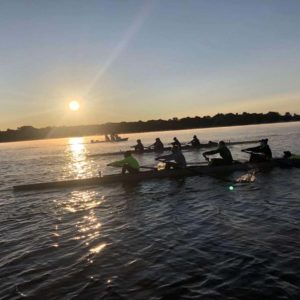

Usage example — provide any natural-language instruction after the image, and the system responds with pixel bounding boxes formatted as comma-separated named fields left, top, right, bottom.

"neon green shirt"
left=110, top=156, right=140, bottom=169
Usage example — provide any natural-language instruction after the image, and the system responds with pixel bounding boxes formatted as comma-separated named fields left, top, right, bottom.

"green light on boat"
left=229, top=185, right=234, bottom=191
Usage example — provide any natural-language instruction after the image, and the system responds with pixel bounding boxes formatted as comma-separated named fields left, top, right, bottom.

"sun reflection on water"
left=64, top=137, right=93, bottom=179
left=90, top=243, right=107, bottom=254
left=54, top=189, right=108, bottom=262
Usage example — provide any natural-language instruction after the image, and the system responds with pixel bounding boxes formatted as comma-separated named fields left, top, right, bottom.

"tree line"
left=0, top=111, right=299, bottom=143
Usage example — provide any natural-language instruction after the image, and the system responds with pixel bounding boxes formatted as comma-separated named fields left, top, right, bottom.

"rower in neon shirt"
left=107, top=151, right=140, bottom=174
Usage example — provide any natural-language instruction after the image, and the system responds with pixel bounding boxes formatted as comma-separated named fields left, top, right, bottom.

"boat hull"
left=13, top=158, right=299, bottom=191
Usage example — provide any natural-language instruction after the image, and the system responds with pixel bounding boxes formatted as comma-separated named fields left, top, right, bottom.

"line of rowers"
left=107, top=137, right=300, bottom=174
left=131, top=135, right=202, bottom=153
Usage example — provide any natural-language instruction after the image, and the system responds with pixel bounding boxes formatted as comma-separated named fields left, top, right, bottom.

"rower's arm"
left=203, top=149, right=220, bottom=156
left=242, top=145, right=261, bottom=153
left=156, top=153, right=174, bottom=161
left=107, top=158, right=126, bottom=167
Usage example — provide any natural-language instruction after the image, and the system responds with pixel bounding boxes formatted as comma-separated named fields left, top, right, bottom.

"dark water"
left=0, top=123, right=300, bottom=299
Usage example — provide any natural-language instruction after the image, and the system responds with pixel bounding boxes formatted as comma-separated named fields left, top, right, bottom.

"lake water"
left=0, top=122, right=300, bottom=299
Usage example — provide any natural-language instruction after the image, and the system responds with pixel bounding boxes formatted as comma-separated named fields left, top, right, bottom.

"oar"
left=106, top=164, right=157, bottom=171
left=140, top=166, right=157, bottom=170
left=187, top=161, right=209, bottom=166
left=241, top=149, right=253, bottom=154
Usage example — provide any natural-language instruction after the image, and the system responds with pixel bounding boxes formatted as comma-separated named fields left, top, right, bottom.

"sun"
left=69, top=101, right=80, bottom=111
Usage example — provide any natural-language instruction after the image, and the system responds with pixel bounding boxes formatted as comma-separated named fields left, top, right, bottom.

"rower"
left=189, top=135, right=201, bottom=147
left=149, top=138, right=164, bottom=152
left=155, top=145, right=186, bottom=169
left=242, top=138, right=272, bottom=162
left=171, top=137, right=181, bottom=149
left=115, top=134, right=121, bottom=141
left=110, top=134, right=115, bottom=142
left=283, top=151, right=300, bottom=160
left=203, top=141, right=233, bottom=166
left=132, top=139, right=144, bottom=153
left=107, top=151, right=140, bottom=175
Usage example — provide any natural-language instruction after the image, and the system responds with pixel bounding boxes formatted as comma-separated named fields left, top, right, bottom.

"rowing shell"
left=90, top=138, right=128, bottom=144
left=88, top=140, right=260, bottom=158
left=13, top=158, right=299, bottom=191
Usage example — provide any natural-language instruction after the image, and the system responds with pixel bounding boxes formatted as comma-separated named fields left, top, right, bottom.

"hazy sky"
left=1, top=0, right=300, bottom=129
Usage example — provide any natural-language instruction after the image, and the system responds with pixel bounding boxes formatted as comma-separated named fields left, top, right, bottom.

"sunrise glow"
left=69, top=101, right=80, bottom=111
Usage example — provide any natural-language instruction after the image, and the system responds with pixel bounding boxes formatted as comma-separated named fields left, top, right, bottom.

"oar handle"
left=241, top=150, right=253, bottom=154
left=140, top=166, right=156, bottom=170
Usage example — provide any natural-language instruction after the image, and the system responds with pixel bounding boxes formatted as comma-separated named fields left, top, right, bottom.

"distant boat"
left=90, top=137, right=128, bottom=144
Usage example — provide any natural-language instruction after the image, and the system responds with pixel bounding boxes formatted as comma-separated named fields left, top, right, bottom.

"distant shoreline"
left=0, top=112, right=299, bottom=143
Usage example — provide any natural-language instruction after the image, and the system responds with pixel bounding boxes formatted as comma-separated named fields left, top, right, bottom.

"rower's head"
left=219, top=140, right=226, bottom=147
left=260, top=138, right=268, bottom=145
left=173, top=137, right=178, bottom=141
left=193, top=135, right=197, bottom=138
left=156, top=138, right=160, bottom=141
left=124, top=151, right=132, bottom=158
left=137, top=139, right=141, bottom=143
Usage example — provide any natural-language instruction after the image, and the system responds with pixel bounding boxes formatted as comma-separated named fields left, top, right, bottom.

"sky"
left=1, top=0, right=300, bottom=130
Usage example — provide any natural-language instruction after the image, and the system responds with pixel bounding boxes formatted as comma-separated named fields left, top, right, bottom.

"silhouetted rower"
left=171, top=137, right=181, bottom=149
left=242, top=139, right=272, bottom=162
left=133, top=139, right=144, bottom=153
left=203, top=141, right=233, bottom=166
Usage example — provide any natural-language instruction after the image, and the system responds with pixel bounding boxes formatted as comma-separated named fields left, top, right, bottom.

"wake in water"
left=235, top=169, right=258, bottom=183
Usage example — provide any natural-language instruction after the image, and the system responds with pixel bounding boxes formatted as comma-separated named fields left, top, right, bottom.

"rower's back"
left=135, top=139, right=144, bottom=153
left=218, top=142, right=233, bottom=163
left=172, top=148, right=187, bottom=168
left=154, top=138, right=164, bottom=152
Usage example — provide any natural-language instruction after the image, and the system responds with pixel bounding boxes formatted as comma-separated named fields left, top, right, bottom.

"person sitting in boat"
left=132, top=139, right=144, bottom=153
left=110, top=134, right=116, bottom=142
left=203, top=141, right=233, bottom=166
left=242, top=138, right=272, bottom=162
left=155, top=145, right=187, bottom=169
left=149, top=138, right=164, bottom=153
left=189, top=135, right=201, bottom=147
left=107, top=151, right=140, bottom=174
left=283, top=151, right=300, bottom=160
left=171, top=137, right=182, bottom=149
left=114, top=134, right=122, bottom=141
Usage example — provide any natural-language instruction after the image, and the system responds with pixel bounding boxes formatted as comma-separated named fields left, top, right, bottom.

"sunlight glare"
left=69, top=101, right=80, bottom=111
left=90, top=243, right=107, bottom=254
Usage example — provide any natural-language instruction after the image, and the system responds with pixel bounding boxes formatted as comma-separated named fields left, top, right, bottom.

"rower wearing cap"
left=171, top=137, right=182, bottom=149
left=155, top=145, right=186, bottom=169
left=133, top=139, right=144, bottom=153
left=242, top=139, right=272, bottom=162
left=107, top=151, right=140, bottom=174
left=283, top=151, right=300, bottom=160
left=203, top=141, right=233, bottom=166
left=190, top=135, right=201, bottom=147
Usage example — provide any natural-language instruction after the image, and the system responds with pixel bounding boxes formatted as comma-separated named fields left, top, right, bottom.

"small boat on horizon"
left=90, top=137, right=128, bottom=144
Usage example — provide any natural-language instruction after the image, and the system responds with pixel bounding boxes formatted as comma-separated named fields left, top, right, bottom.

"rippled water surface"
left=1, top=123, right=300, bottom=299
